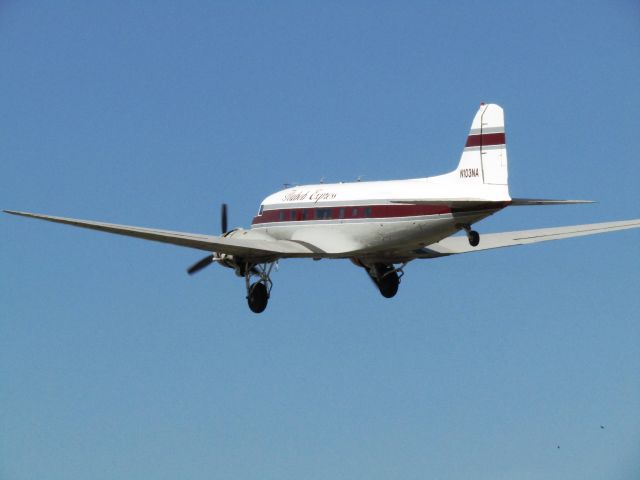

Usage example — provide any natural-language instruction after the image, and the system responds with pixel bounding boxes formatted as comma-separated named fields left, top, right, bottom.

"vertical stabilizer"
left=457, top=103, right=508, bottom=186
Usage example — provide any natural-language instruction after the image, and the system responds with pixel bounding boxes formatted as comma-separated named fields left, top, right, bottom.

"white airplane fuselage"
left=250, top=177, right=508, bottom=260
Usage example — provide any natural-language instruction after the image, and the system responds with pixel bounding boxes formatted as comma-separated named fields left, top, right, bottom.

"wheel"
left=247, top=281, right=269, bottom=313
left=468, top=230, right=480, bottom=247
left=378, top=270, right=399, bottom=298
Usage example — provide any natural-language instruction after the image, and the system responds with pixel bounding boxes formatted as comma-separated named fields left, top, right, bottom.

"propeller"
left=187, top=255, right=217, bottom=275
left=187, top=203, right=228, bottom=275
left=221, top=203, right=228, bottom=235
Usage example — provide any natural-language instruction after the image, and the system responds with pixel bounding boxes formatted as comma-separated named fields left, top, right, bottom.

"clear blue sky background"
left=2, top=2, right=639, bottom=479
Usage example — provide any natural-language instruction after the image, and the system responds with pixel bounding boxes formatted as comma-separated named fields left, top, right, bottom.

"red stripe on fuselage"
left=465, top=132, right=505, bottom=148
left=251, top=203, right=506, bottom=225
left=252, top=204, right=449, bottom=225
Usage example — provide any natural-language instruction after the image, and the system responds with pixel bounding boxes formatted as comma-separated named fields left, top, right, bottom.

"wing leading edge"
left=3, top=210, right=315, bottom=258
left=416, top=219, right=640, bottom=258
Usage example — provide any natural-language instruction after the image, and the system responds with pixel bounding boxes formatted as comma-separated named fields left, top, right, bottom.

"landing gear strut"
left=244, top=262, right=275, bottom=313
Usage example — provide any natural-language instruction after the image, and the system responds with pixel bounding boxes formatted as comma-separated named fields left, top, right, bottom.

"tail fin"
left=457, top=103, right=508, bottom=186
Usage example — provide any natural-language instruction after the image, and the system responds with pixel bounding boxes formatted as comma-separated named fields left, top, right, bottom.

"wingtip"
left=4, top=210, right=30, bottom=216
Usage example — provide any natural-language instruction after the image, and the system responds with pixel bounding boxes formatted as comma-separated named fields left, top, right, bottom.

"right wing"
left=416, top=219, right=640, bottom=258
left=3, top=210, right=316, bottom=259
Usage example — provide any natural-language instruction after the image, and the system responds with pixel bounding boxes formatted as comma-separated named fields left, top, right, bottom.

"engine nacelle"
left=215, top=252, right=237, bottom=270
left=215, top=230, right=248, bottom=276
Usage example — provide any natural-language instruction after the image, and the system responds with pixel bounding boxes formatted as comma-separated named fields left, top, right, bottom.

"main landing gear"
left=244, top=262, right=275, bottom=313
left=367, top=263, right=405, bottom=298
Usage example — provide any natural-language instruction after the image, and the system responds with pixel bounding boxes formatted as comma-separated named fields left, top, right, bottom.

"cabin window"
left=290, top=210, right=297, bottom=221
left=339, top=207, right=345, bottom=219
left=364, top=207, right=372, bottom=218
left=352, top=208, right=358, bottom=217
left=279, top=211, right=285, bottom=221
left=315, top=208, right=332, bottom=220
left=301, top=210, right=308, bottom=220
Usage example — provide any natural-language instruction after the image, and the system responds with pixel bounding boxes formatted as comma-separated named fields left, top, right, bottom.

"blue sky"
left=2, top=1, right=639, bottom=479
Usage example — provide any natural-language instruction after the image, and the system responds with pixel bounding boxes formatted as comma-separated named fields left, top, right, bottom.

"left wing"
left=415, top=219, right=640, bottom=258
left=3, top=210, right=316, bottom=258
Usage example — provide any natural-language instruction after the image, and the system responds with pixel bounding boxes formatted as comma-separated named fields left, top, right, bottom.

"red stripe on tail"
left=465, top=132, right=505, bottom=148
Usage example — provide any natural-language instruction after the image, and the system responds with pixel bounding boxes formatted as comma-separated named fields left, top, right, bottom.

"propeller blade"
left=188, top=204, right=228, bottom=275
left=221, top=203, right=228, bottom=234
left=187, top=255, right=215, bottom=275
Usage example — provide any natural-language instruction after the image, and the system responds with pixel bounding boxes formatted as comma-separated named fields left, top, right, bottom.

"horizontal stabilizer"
left=509, top=198, right=594, bottom=206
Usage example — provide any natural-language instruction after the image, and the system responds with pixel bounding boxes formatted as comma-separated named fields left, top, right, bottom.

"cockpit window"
left=258, top=205, right=264, bottom=215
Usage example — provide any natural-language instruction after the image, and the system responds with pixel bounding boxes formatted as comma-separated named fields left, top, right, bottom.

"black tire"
left=247, top=282, right=269, bottom=313
left=468, top=230, right=480, bottom=247
left=378, top=270, right=399, bottom=298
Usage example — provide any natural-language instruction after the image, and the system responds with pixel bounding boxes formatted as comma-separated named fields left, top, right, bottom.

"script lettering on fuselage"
left=459, top=168, right=479, bottom=178
left=282, top=189, right=337, bottom=204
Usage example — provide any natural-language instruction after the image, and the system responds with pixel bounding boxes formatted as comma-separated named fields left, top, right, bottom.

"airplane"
left=5, top=103, right=640, bottom=313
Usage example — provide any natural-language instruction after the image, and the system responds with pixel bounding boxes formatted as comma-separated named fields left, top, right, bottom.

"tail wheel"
left=468, top=230, right=480, bottom=247
left=461, top=225, right=480, bottom=247
left=247, top=282, right=269, bottom=313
